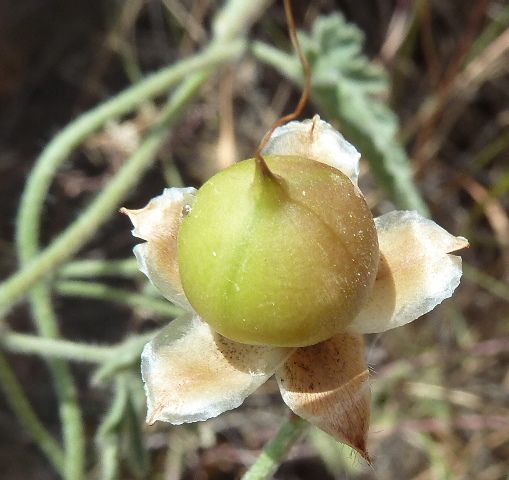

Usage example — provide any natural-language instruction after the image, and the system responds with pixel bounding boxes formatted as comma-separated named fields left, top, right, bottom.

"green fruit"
left=178, top=155, right=379, bottom=347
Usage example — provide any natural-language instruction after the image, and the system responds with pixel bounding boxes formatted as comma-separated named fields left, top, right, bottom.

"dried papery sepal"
left=263, top=115, right=361, bottom=185
left=276, top=331, right=371, bottom=461
left=120, top=116, right=469, bottom=468
left=121, top=187, right=196, bottom=310
left=352, top=210, right=469, bottom=334
left=142, top=314, right=291, bottom=424
left=178, top=155, right=379, bottom=347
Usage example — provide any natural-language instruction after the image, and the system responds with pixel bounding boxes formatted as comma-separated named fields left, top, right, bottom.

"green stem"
left=96, top=377, right=130, bottom=480
left=242, top=415, right=307, bottom=480
left=0, top=42, right=245, bottom=318
left=22, top=286, right=85, bottom=480
left=251, top=41, right=299, bottom=79
left=55, top=280, right=181, bottom=318
left=0, top=3, right=271, bottom=478
left=59, top=259, right=139, bottom=279
left=2, top=332, right=114, bottom=363
left=0, top=351, right=65, bottom=475
left=18, top=122, right=86, bottom=478
left=98, top=439, right=121, bottom=480
left=16, top=42, right=244, bottom=264
left=1, top=330, right=156, bottom=365
left=0, top=51, right=237, bottom=479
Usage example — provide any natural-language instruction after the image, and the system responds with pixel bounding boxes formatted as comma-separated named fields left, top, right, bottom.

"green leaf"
left=253, top=13, right=428, bottom=214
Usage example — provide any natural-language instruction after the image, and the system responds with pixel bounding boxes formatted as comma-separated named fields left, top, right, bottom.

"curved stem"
left=17, top=100, right=87, bottom=477
left=242, top=415, right=307, bottom=480
left=255, top=0, right=310, bottom=158
left=16, top=42, right=244, bottom=263
left=251, top=40, right=429, bottom=214
left=254, top=0, right=310, bottom=180
left=0, top=2, right=272, bottom=477
left=0, top=42, right=245, bottom=318
left=24, top=286, right=85, bottom=480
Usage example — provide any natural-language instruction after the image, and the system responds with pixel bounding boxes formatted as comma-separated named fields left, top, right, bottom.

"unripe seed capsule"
left=178, top=155, right=379, bottom=347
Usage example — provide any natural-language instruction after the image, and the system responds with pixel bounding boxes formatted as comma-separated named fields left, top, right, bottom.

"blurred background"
left=1, top=0, right=508, bottom=479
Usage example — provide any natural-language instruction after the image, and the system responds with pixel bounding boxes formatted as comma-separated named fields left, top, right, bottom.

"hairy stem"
left=0, top=2, right=274, bottom=477
left=0, top=42, right=245, bottom=318
left=16, top=44, right=244, bottom=265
